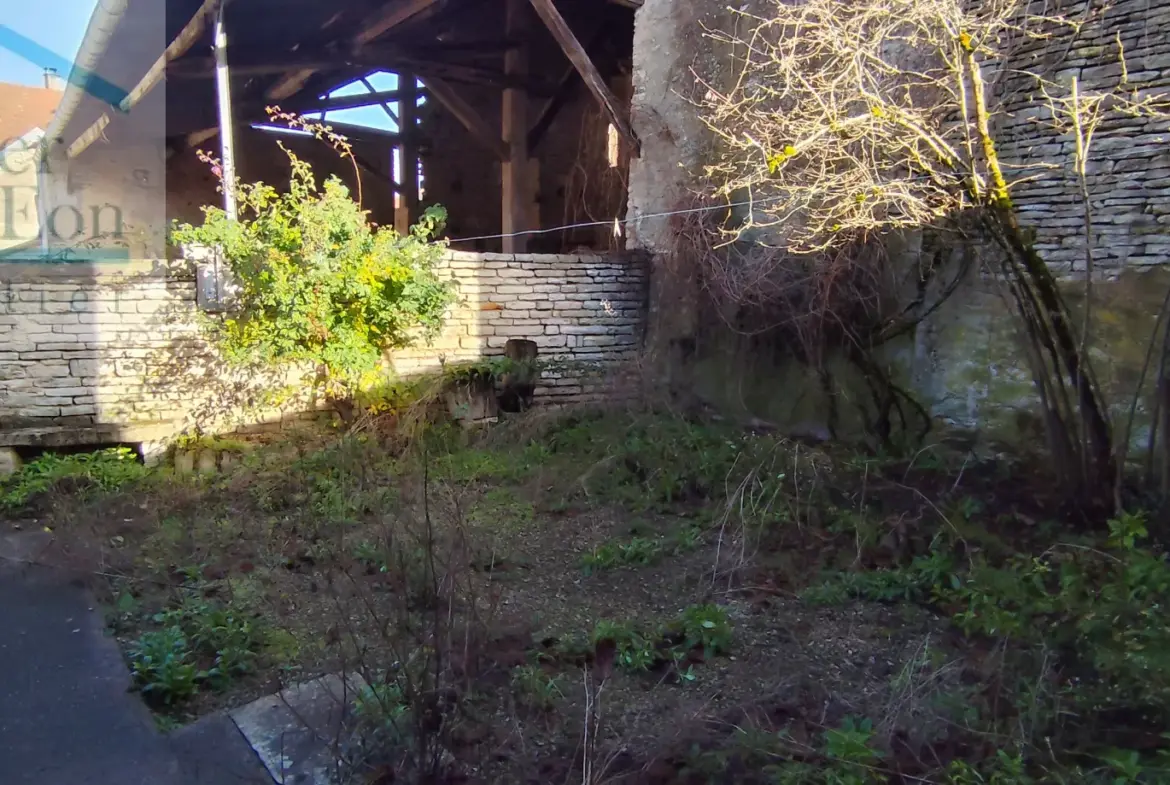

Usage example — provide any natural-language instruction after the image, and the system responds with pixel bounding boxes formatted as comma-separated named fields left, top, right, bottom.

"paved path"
left=0, top=533, right=271, bottom=785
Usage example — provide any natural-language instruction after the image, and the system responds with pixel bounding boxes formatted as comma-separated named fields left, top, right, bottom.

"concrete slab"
left=0, top=563, right=185, bottom=785
left=170, top=713, right=275, bottom=785
left=230, top=674, right=365, bottom=785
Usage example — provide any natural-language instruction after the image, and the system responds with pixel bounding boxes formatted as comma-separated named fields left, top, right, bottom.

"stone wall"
left=0, top=251, right=647, bottom=449
left=998, top=0, right=1170, bottom=276
left=390, top=251, right=647, bottom=404
left=625, top=0, right=1170, bottom=447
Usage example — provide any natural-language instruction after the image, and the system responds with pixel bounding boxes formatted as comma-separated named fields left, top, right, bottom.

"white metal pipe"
left=213, top=1, right=238, bottom=221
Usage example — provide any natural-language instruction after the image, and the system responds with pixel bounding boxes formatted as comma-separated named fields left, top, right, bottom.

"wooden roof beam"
left=422, top=77, right=508, bottom=160
left=266, top=0, right=441, bottom=101
left=527, top=20, right=610, bottom=151
left=311, top=89, right=404, bottom=111
left=526, top=0, right=640, bottom=156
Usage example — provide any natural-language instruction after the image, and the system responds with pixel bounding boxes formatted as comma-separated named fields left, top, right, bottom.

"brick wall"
left=0, top=251, right=647, bottom=448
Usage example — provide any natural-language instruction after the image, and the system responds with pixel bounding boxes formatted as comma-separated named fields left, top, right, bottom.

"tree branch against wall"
left=693, top=0, right=1170, bottom=504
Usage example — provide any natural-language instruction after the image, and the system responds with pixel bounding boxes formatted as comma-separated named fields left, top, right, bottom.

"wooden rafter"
left=361, top=77, right=400, bottom=124
left=170, top=50, right=548, bottom=93
left=422, top=77, right=508, bottom=160
left=313, top=89, right=403, bottom=111
left=266, top=0, right=440, bottom=100
left=527, top=20, right=610, bottom=151
left=526, top=0, right=640, bottom=156
left=65, top=0, right=221, bottom=160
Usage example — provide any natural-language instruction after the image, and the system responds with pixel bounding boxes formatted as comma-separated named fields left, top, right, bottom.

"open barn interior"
left=162, top=0, right=640, bottom=253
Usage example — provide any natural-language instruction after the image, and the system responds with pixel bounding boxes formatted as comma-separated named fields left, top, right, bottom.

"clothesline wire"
left=447, top=194, right=787, bottom=244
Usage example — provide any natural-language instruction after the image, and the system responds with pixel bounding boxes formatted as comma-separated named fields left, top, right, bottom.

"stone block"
left=28, top=363, right=71, bottom=379
left=0, top=448, right=20, bottom=478
left=58, top=405, right=97, bottom=417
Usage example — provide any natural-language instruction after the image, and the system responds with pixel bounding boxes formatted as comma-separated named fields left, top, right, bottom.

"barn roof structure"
left=50, top=0, right=641, bottom=252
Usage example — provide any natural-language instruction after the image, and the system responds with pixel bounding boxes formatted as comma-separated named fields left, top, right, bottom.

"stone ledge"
left=0, top=421, right=178, bottom=448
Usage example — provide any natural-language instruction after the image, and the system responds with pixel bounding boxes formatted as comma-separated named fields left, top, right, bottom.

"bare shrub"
left=694, top=0, right=1170, bottom=501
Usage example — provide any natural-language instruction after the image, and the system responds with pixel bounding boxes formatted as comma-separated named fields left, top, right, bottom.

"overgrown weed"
left=0, top=446, right=147, bottom=512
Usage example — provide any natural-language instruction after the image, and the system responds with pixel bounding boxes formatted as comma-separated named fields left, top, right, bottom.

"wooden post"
left=396, top=70, right=420, bottom=234
left=502, top=0, right=531, bottom=253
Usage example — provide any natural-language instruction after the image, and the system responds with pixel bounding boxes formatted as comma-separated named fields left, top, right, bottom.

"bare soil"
left=0, top=412, right=1127, bottom=784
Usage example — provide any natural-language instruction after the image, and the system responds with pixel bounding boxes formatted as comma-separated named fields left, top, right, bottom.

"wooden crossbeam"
left=170, top=50, right=546, bottom=92
left=526, top=0, right=640, bottom=156
left=361, top=76, right=399, bottom=124
left=422, top=77, right=508, bottom=160
left=266, top=0, right=440, bottom=100
left=313, top=89, right=403, bottom=111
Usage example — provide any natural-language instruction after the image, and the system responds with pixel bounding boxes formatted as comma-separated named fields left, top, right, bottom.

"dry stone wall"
left=623, top=0, right=1170, bottom=447
left=0, top=251, right=647, bottom=449
left=993, top=0, right=1170, bottom=276
left=390, top=251, right=647, bottom=404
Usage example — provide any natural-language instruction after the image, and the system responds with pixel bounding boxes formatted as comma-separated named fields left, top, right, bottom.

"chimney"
left=43, top=68, right=65, bottom=91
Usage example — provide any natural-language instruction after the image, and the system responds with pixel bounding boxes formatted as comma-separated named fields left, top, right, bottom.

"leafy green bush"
left=170, top=147, right=456, bottom=399
left=128, top=627, right=199, bottom=705
left=591, top=619, right=659, bottom=672
left=948, top=519, right=1170, bottom=715
left=677, top=603, right=734, bottom=658
left=130, top=598, right=265, bottom=704
left=0, top=447, right=146, bottom=511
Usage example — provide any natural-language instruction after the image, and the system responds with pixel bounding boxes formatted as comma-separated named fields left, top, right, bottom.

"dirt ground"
left=3, top=408, right=1164, bottom=784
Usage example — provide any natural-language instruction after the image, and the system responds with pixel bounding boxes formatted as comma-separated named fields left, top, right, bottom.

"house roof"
left=0, top=82, right=62, bottom=144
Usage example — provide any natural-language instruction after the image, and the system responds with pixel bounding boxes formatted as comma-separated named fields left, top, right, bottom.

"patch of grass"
left=540, top=411, right=787, bottom=511
left=248, top=436, right=398, bottom=526
left=802, top=549, right=959, bottom=606
left=800, top=509, right=1170, bottom=776
left=172, top=434, right=253, bottom=453
left=468, top=487, right=535, bottom=531
left=354, top=679, right=410, bottom=731
left=581, top=535, right=664, bottom=574
left=590, top=604, right=735, bottom=675
left=353, top=540, right=391, bottom=573
left=429, top=436, right=550, bottom=484
left=671, top=523, right=706, bottom=553
left=683, top=716, right=886, bottom=784
left=1, top=447, right=147, bottom=511
left=511, top=664, right=563, bottom=710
